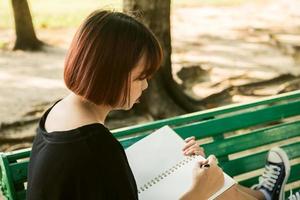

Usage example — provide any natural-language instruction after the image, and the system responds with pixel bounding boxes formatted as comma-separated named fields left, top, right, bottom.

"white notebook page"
left=125, top=126, right=236, bottom=200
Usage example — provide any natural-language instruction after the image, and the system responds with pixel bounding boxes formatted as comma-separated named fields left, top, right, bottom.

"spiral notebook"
left=125, top=126, right=236, bottom=200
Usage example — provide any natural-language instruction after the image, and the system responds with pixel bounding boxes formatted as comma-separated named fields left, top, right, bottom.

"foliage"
left=0, top=0, right=267, bottom=29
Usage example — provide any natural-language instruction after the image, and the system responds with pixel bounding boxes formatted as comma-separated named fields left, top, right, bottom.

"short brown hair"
left=64, top=10, right=162, bottom=106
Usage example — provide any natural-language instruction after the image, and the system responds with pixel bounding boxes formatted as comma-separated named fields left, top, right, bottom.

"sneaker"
left=288, top=190, right=300, bottom=200
left=251, top=147, right=290, bottom=200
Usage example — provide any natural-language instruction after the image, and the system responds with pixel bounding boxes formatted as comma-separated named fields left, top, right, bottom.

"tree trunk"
left=11, top=0, right=43, bottom=51
left=124, top=0, right=203, bottom=119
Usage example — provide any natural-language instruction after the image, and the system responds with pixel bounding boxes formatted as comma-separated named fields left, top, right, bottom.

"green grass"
left=0, top=0, right=123, bottom=29
left=0, top=0, right=269, bottom=29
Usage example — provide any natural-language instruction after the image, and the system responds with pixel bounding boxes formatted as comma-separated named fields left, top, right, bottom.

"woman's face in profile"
left=117, top=56, right=149, bottom=111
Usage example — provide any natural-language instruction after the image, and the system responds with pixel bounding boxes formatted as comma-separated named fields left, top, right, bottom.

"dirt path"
left=172, top=0, right=300, bottom=103
left=1, top=0, right=300, bottom=199
left=0, top=0, right=300, bottom=151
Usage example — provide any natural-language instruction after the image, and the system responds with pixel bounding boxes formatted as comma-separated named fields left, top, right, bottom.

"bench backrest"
left=1, top=90, right=300, bottom=200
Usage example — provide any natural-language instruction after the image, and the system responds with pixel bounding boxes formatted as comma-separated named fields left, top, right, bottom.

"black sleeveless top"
left=26, top=100, right=138, bottom=200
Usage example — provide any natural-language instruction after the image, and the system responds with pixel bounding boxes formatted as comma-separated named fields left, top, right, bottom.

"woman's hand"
left=180, top=155, right=225, bottom=200
left=182, top=136, right=205, bottom=157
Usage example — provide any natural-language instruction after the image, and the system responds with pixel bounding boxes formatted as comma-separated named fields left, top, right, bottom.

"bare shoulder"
left=44, top=99, right=97, bottom=133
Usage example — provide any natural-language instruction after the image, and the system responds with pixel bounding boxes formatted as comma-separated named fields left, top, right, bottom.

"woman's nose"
left=142, top=79, right=148, bottom=90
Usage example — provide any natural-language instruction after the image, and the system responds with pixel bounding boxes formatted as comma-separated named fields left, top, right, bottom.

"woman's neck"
left=66, top=93, right=112, bottom=125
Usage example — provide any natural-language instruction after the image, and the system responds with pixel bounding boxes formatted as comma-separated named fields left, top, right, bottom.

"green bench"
left=1, top=90, right=300, bottom=200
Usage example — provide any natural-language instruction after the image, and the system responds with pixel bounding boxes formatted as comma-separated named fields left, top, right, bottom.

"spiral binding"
left=138, top=155, right=198, bottom=194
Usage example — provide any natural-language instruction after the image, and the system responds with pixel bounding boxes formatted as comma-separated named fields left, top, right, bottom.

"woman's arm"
left=180, top=188, right=209, bottom=200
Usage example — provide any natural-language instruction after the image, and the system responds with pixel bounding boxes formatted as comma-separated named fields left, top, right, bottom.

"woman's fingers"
left=197, top=155, right=216, bottom=167
left=198, top=159, right=209, bottom=166
left=183, top=136, right=206, bottom=157
left=198, top=146, right=205, bottom=157
left=207, top=155, right=218, bottom=166
left=184, top=146, right=205, bottom=157
left=182, top=139, right=196, bottom=151
left=191, top=155, right=225, bottom=198
left=184, top=136, right=195, bottom=142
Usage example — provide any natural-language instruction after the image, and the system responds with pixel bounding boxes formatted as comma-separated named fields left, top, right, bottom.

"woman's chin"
left=115, top=99, right=140, bottom=111
left=122, top=103, right=135, bottom=110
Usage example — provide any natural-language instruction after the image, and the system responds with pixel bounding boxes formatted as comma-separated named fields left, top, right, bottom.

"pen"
left=200, top=163, right=210, bottom=168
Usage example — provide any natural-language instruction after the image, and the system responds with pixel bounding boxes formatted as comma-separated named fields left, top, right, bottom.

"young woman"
left=27, top=10, right=289, bottom=200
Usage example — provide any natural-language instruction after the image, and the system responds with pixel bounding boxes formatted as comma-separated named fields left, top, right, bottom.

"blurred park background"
left=0, top=0, right=300, bottom=159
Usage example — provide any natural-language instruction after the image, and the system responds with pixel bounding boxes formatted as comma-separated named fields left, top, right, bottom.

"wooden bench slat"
left=16, top=190, right=26, bottom=200
left=222, top=142, right=300, bottom=176
left=10, top=161, right=28, bottom=183
left=176, top=100, right=300, bottom=139
left=120, top=134, right=148, bottom=149
left=119, top=101, right=300, bottom=148
left=120, top=119, right=300, bottom=150
left=0, top=154, right=17, bottom=200
left=5, top=149, right=31, bottom=163
left=112, top=90, right=300, bottom=137
left=204, top=120, right=300, bottom=157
